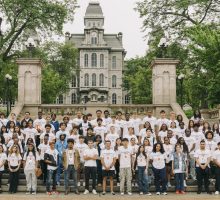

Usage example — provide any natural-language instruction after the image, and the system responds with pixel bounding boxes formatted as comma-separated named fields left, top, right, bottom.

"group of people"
left=0, top=109, right=220, bottom=196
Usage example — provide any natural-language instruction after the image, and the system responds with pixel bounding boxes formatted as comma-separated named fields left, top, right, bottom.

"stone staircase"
left=1, top=170, right=215, bottom=193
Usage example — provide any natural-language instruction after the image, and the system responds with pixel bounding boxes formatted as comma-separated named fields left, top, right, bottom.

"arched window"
left=125, top=95, right=130, bottom=104
left=112, top=56, right=116, bottom=69
left=91, top=53, right=97, bottom=67
left=112, top=93, right=117, bottom=104
left=84, top=54, right=88, bottom=67
left=99, top=73, right=104, bottom=86
left=84, top=73, right=89, bottom=86
left=58, top=95, right=63, bottom=104
left=112, top=75, right=117, bottom=88
left=71, top=93, right=77, bottom=104
left=92, top=73, right=96, bottom=86
left=100, top=54, right=104, bottom=67
left=71, top=75, right=76, bottom=87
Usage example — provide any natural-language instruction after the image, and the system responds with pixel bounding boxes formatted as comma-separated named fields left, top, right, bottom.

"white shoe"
left=117, top=182, right=120, bottom=186
left=184, top=180, right=187, bottom=187
left=83, top=182, right=85, bottom=186
left=128, top=192, right=132, bottom=195
left=146, top=192, right=152, bottom=196
left=26, top=191, right=31, bottom=195
left=92, top=189, right=97, bottom=195
left=156, top=192, right=160, bottom=195
left=121, top=192, right=124, bottom=195
left=162, top=192, right=167, bottom=195
left=140, top=192, right=143, bottom=195
left=77, top=182, right=81, bottom=187
left=32, top=191, right=36, bottom=195
left=215, top=191, right=219, bottom=195
left=167, top=182, right=171, bottom=187
left=84, top=189, right=89, bottom=195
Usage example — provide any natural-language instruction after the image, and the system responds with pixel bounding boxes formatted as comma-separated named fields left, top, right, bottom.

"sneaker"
left=83, top=182, right=85, bottom=186
left=207, top=191, right=212, bottom=195
left=146, top=192, right=152, bottom=196
left=215, top=191, right=219, bottom=195
left=162, top=192, right=167, bottom=195
left=197, top=191, right=201, bottom=194
left=167, top=182, right=171, bottom=187
left=32, top=191, right=37, bottom=195
left=180, top=191, right=185, bottom=194
left=57, top=182, right=60, bottom=186
left=140, top=192, right=143, bottom=195
left=102, top=192, right=106, bottom=195
left=26, top=191, right=31, bottom=195
left=84, top=189, right=89, bottom=195
left=121, top=192, right=124, bottom=195
left=184, top=180, right=187, bottom=187
left=128, top=192, right=132, bottom=195
left=176, top=190, right=180, bottom=194
left=77, top=182, right=81, bottom=187
left=111, top=192, right=115, bottom=195
left=156, top=192, right=160, bottom=195
left=52, top=190, right=59, bottom=195
left=92, top=189, right=97, bottom=195
left=117, top=182, right=120, bottom=186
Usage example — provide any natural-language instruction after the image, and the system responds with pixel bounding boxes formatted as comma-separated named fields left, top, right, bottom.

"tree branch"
left=199, top=0, right=213, bottom=23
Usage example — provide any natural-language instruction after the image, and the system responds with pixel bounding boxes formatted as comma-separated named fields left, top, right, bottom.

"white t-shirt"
left=136, top=153, right=148, bottom=167
left=191, top=131, right=205, bottom=150
left=23, top=151, right=40, bottom=170
left=71, top=118, right=83, bottom=126
left=157, top=118, right=169, bottom=129
left=142, top=116, right=157, bottom=130
left=0, top=153, right=7, bottom=171
left=122, top=120, right=134, bottom=137
left=102, top=117, right=112, bottom=127
left=184, top=136, right=196, bottom=155
left=68, top=134, right=80, bottom=144
left=163, top=144, right=174, bottom=163
left=24, top=128, right=38, bottom=143
left=38, top=143, right=50, bottom=160
left=45, top=149, right=59, bottom=170
left=94, top=126, right=107, bottom=141
left=131, top=118, right=142, bottom=136
left=212, top=149, right=220, bottom=163
left=8, top=153, right=22, bottom=167
left=56, top=130, right=69, bottom=140
left=118, top=146, right=133, bottom=168
left=0, top=118, right=8, bottom=129
left=65, top=149, right=75, bottom=165
left=100, top=149, right=116, bottom=170
left=145, top=146, right=153, bottom=156
left=124, top=134, right=138, bottom=145
left=150, top=152, right=166, bottom=169
left=194, top=149, right=211, bottom=167
left=105, top=133, right=119, bottom=148
left=158, top=131, right=167, bottom=143
left=205, top=140, right=217, bottom=153
left=107, top=123, right=121, bottom=135
left=76, top=143, right=88, bottom=163
left=40, top=132, right=55, bottom=143
left=83, top=148, right=98, bottom=167
left=79, top=122, right=91, bottom=137
left=33, top=118, right=46, bottom=130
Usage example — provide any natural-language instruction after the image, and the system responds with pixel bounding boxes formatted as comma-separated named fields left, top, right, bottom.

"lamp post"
left=178, top=73, right=185, bottom=108
left=158, top=37, right=168, bottom=58
left=25, top=37, right=36, bottom=58
left=5, top=74, right=12, bottom=117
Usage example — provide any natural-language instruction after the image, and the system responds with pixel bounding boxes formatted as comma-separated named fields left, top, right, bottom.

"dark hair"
left=122, top=138, right=129, bottom=142
left=97, top=118, right=103, bottom=122
left=83, top=115, right=88, bottom=120
left=212, top=123, right=220, bottom=134
left=87, top=140, right=94, bottom=143
left=87, top=113, right=92, bottom=117
left=26, top=144, right=36, bottom=159
left=159, top=124, right=168, bottom=131
left=26, top=138, right=34, bottom=145
left=25, top=112, right=30, bottom=115
left=104, top=110, right=109, bottom=114
left=60, top=122, right=67, bottom=127
left=160, top=110, right=166, bottom=114
left=0, top=134, right=5, bottom=144
left=87, top=127, right=93, bottom=132
left=45, top=124, right=52, bottom=128
left=136, top=145, right=147, bottom=159
left=177, top=137, right=189, bottom=154
left=202, top=122, right=211, bottom=133
left=177, top=114, right=183, bottom=122
left=67, top=138, right=75, bottom=144
left=193, top=110, right=201, bottom=119
left=0, top=126, right=7, bottom=134
left=14, top=126, right=22, bottom=136
left=144, top=121, right=152, bottom=129
left=116, top=111, right=122, bottom=115
left=96, top=110, right=102, bottom=113
left=205, top=130, right=214, bottom=139
left=51, top=113, right=56, bottom=117
left=79, top=135, right=84, bottom=139
left=200, top=139, right=206, bottom=143
left=153, top=143, right=165, bottom=153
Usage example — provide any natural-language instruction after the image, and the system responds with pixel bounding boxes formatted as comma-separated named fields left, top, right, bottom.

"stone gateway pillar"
left=17, top=59, right=43, bottom=105
left=151, top=59, right=179, bottom=104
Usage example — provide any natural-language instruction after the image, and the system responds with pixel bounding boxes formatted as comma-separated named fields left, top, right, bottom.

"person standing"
left=63, top=139, right=80, bottom=195
left=100, top=140, right=117, bottom=195
left=118, top=138, right=133, bottom=195
left=8, top=145, right=22, bottom=194
left=194, top=139, right=212, bottom=194
left=0, top=144, right=6, bottom=193
left=83, top=140, right=98, bottom=195
left=150, top=143, right=167, bottom=195
left=23, top=143, right=40, bottom=194
left=44, top=141, right=59, bottom=195
left=213, top=142, right=220, bottom=195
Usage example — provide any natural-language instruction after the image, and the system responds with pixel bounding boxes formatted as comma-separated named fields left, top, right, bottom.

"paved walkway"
left=0, top=193, right=218, bottom=200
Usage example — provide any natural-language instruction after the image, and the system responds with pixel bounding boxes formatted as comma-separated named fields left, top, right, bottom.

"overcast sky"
left=63, top=0, right=148, bottom=59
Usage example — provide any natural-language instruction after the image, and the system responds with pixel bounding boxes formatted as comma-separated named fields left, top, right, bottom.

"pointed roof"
left=84, top=1, right=104, bottom=19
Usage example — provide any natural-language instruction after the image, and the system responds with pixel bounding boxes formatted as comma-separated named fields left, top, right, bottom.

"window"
left=100, top=54, right=104, bottom=67
left=71, top=93, right=77, bottom=104
left=112, top=56, right=116, bottom=69
left=112, top=93, right=117, bottom=104
left=84, top=54, right=88, bottom=67
left=99, top=73, right=104, bottom=86
left=91, top=53, right=97, bottom=67
left=112, top=75, right=117, bottom=88
left=100, top=96, right=104, bottom=102
left=84, top=74, right=89, bottom=86
left=91, top=37, right=97, bottom=45
left=92, top=94, right=97, bottom=101
left=92, top=73, right=96, bottom=86
left=71, top=75, right=76, bottom=87
left=58, top=95, right=63, bottom=104
left=125, top=95, right=130, bottom=104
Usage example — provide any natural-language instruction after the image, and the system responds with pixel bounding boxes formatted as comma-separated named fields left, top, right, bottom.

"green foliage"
left=184, top=109, right=193, bottom=119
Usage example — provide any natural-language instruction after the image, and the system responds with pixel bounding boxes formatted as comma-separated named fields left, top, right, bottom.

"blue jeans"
left=56, top=157, right=63, bottom=183
left=64, top=165, right=77, bottom=191
left=138, top=166, right=149, bottom=193
left=46, top=169, right=57, bottom=192
left=175, top=173, right=184, bottom=191
left=152, top=167, right=166, bottom=193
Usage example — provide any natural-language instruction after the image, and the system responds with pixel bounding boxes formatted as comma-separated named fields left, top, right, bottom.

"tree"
left=135, top=0, right=220, bottom=39
left=0, top=0, right=77, bottom=65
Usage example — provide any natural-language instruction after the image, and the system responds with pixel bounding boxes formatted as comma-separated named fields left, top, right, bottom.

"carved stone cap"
left=151, top=58, right=180, bottom=68
left=16, top=58, right=44, bottom=67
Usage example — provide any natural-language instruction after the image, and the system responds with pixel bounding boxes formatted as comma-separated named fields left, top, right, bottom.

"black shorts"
left=102, top=170, right=115, bottom=177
